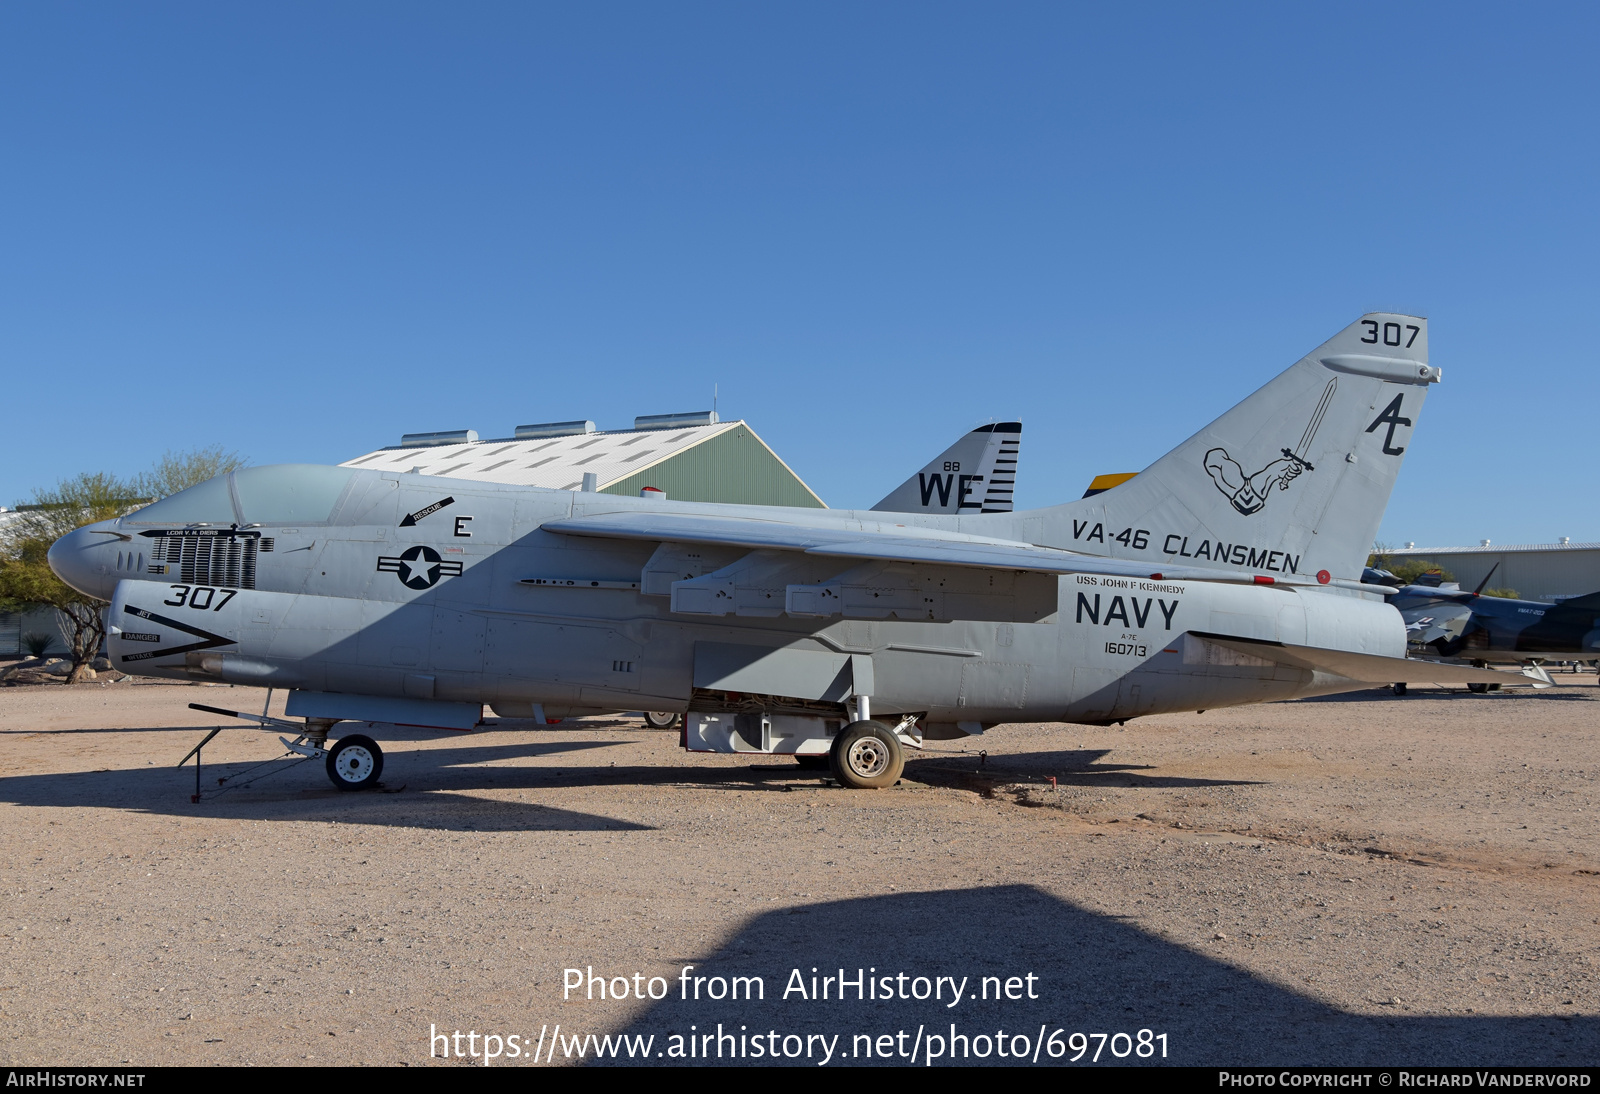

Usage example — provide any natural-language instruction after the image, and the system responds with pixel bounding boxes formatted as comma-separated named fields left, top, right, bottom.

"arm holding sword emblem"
left=1203, top=377, right=1336, bottom=516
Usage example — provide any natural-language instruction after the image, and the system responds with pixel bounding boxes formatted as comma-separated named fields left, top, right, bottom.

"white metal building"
left=1382, top=541, right=1600, bottom=602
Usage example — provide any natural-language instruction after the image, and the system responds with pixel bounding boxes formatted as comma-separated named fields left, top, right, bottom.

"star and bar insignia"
left=377, top=545, right=465, bottom=589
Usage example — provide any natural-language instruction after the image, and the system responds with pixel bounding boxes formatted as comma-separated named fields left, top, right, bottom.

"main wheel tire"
left=1467, top=681, right=1489, bottom=694
left=643, top=711, right=679, bottom=730
left=828, top=721, right=904, bottom=789
left=326, top=734, right=384, bottom=791
left=793, top=754, right=830, bottom=771
left=1392, top=682, right=1408, bottom=696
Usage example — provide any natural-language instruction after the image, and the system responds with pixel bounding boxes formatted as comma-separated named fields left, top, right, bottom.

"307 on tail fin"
left=1040, top=314, right=1438, bottom=581
left=872, top=422, right=1021, bottom=514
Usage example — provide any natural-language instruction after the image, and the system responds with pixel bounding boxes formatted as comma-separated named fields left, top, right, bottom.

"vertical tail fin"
left=872, top=422, right=1021, bottom=514
left=1037, top=314, right=1437, bottom=580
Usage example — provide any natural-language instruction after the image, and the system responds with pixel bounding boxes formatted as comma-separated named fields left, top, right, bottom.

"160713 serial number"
left=1105, top=641, right=1148, bottom=657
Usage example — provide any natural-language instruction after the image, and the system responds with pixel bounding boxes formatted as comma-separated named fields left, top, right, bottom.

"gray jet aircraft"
left=51, top=313, right=1530, bottom=793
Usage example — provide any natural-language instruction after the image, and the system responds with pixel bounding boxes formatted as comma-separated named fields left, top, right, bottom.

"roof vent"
left=1561, top=537, right=1571, bottom=545
left=1480, top=539, right=1491, bottom=547
left=634, top=410, right=718, bottom=431
left=516, top=420, right=595, bottom=440
left=1404, top=542, right=1415, bottom=549
left=400, top=429, right=478, bottom=448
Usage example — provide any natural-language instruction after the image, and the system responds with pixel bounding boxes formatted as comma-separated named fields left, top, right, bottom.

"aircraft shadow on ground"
left=0, top=735, right=656, bottom=833
left=589, top=884, right=1596, bottom=1067
left=906, top=750, right=1257, bottom=791
left=1298, top=689, right=1597, bottom=704
left=0, top=726, right=1259, bottom=830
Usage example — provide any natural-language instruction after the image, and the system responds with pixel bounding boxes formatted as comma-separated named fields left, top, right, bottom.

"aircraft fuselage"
left=68, top=469, right=1403, bottom=730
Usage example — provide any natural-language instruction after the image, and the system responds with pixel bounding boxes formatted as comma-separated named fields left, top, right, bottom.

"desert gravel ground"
left=0, top=675, right=1596, bottom=1067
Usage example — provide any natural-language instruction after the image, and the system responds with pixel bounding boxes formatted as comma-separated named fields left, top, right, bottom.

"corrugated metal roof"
left=341, top=421, right=728, bottom=490
left=340, top=420, right=824, bottom=506
left=1388, top=542, right=1600, bottom=555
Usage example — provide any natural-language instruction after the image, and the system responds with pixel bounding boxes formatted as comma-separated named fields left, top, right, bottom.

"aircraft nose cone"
left=47, top=523, right=121, bottom=600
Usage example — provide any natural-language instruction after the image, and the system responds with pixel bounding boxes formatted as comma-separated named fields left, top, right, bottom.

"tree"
left=1368, top=545, right=1455, bottom=586
left=1, top=450, right=251, bottom=684
left=135, top=445, right=249, bottom=500
left=0, top=472, right=144, bottom=683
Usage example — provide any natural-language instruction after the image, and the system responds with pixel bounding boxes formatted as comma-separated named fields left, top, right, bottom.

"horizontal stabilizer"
left=1192, top=632, right=1552, bottom=687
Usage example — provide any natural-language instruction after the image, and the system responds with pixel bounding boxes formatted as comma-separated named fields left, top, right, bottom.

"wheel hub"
left=336, top=745, right=375, bottom=783
left=847, top=737, right=889, bottom=778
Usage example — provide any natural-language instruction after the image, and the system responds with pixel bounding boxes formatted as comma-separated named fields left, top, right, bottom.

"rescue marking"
left=400, top=497, right=455, bottom=528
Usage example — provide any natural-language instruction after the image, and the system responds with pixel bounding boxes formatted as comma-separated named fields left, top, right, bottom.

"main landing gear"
left=829, top=720, right=905, bottom=790
left=642, top=711, right=680, bottom=730
left=681, top=695, right=920, bottom=789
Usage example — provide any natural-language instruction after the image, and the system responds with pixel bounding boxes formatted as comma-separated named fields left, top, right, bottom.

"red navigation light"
left=1317, top=569, right=1331, bottom=585
left=1149, top=573, right=1163, bottom=580
left=1253, top=575, right=1275, bottom=585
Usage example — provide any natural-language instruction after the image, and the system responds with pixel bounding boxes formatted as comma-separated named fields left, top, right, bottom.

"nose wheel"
left=326, top=734, right=384, bottom=791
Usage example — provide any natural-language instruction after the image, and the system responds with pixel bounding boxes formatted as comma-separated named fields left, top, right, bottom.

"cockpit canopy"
left=122, top=465, right=356, bottom=527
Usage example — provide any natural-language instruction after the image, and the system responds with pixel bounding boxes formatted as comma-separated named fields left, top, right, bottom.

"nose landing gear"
left=185, top=704, right=386, bottom=793
left=288, top=717, right=386, bottom=790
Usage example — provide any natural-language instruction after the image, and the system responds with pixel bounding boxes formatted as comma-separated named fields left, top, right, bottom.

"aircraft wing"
left=1191, top=632, right=1552, bottom=687
left=543, top=512, right=1302, bottom=586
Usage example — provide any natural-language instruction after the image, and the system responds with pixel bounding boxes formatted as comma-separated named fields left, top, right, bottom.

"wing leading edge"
left=541, top=511, right=1316, bottom=587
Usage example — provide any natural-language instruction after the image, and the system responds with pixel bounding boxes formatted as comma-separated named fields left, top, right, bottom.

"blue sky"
left=2, top=3, right=1595, bottom=548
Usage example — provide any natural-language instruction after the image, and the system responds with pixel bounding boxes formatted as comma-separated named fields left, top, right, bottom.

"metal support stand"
left=178, top=727, right=224, bottom=803
left=170, top=696, right=339, bottom=799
